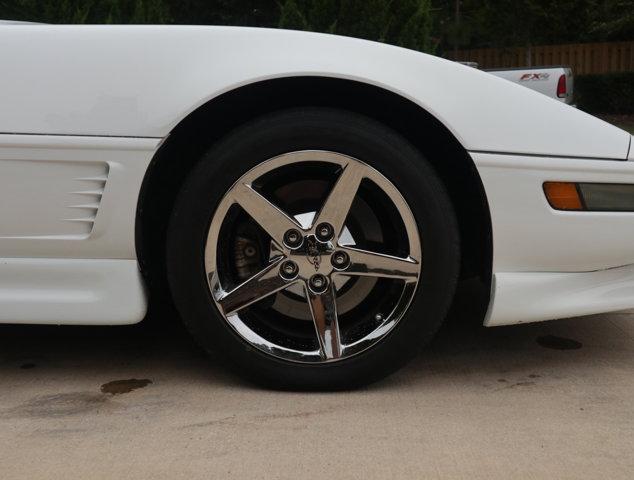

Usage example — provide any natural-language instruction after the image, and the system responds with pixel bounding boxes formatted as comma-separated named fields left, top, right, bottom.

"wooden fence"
left=447, top=41, right=634, bottom=75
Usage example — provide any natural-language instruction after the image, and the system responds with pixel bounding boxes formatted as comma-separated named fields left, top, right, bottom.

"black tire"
left=167, top=108, right=459, bottom=390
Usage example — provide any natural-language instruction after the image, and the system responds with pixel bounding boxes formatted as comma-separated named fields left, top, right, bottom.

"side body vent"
left=0, top=160, right=110, bottom=238
left=64, top=165, right=110, bottom=235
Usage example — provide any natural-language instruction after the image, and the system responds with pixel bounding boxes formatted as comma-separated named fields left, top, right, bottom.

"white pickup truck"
left=460, top=62, right=574, bottom=104
left=489, top=66, right=574, bottom=104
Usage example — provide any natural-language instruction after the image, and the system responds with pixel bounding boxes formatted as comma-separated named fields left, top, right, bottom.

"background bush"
left=0, top=0, right=170, bottom=23
left=575, top=72, right=634, bottom=114
left=277, top=0, right=434, bottom=52
left=0, top=0, right=435, bottom=52
left=2, top=0, right=633, bottom=55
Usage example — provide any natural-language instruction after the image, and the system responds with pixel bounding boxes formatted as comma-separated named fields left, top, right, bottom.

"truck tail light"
left=557, top=74, right=567, bottom=98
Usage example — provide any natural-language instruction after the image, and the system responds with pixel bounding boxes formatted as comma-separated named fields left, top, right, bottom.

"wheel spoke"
left=313, top=162, right=364, bottom=238
left=232, top=183, right=301, bottom=247
left=305, top=282, right=342, bottom=360
left=339, top=246, right=419, bottom=282
left=215, top=257, right=294, bottom=315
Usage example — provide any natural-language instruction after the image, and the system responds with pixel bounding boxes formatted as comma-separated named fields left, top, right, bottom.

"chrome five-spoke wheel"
left=167, top=108, right=459, bottom=389
left=205, top=151, right=422, bottom=363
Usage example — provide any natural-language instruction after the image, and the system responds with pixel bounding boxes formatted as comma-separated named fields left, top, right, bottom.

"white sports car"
left=1, top=24, right=633, bottom=389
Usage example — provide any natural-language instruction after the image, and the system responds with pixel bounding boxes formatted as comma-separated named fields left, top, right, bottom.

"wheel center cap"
left=305, top=236, right=322, bottom=271
left=290, top=234, right=334, bottom=273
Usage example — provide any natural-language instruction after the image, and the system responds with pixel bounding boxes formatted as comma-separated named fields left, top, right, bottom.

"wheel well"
left=136, top=77, right=492, bottom=313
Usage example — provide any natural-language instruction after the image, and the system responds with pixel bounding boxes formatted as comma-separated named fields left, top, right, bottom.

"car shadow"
left=0, top=285, right=631, bottom=393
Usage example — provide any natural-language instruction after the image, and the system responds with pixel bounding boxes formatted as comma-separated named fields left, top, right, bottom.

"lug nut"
left=283, top=229, right=303, bottom=249
left=315, top=222, right=334, bottom=242
left=331, top=251, right=350, bottom=269
left=309, top=274, right=328, bottom=293
left=279, top=260, right=299, bottom=280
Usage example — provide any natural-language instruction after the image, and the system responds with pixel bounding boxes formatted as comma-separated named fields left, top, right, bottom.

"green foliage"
left=277, top=0, right=434, bottom=52
left=278, top=0, right=309, bottom=30
left=0, top=0, right=435, bottom=52
left=575, top=72, right=634, bottom=114
left=433, top=0, right=634, bottom=52
left=588, top=0, right=634, bottom=41
left=397, top=0, right=434, bottom=51
left=167, top=1, right=279, bottom=27
left=0, top=0, right=631, bottom=53
left=0, top=0, right=170, bottom=23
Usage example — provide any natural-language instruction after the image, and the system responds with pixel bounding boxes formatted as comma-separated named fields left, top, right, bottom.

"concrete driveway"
left=1, top=304, right=633, bottom=479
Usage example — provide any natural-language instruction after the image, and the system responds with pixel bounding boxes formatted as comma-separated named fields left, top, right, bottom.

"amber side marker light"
left=544, top=182, right=634, bottom=212
left=543, top=182, right=584, bottom=210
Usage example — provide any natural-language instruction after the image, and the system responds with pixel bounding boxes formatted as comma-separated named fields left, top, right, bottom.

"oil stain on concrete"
left=2, top=392, right=110, bottom=418
left=100, top=379, right=152, bottom=395
left=1, top=379, right=153, bottom=419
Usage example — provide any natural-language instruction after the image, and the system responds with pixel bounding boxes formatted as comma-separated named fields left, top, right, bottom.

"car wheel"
left=167, top=107, right=459, bottom=389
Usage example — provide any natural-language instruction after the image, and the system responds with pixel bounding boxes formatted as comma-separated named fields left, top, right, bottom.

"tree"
left=166, top=0, right=278, bottom=27
left=432, top=0, right=633, bottom=54
left=0, top=0, right=170, bottom=23
left=589, top=0, right=634, bottom=41
left=277, top=0, right=435, bottom=52
left=1, top=0, right=630, bottom=52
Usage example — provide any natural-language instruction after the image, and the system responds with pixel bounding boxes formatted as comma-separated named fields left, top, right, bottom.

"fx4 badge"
left=520, top=73, right=550, bottom=81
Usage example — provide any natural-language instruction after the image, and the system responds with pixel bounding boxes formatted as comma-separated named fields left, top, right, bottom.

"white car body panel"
left=0, top=134, right=159, bottom=259
left=0, top=134, right=156, bottom=324
left=0, top=258, right=145, bottom=324
left=0, top=25, right=630, bottom=159
left=473, top=152, right=634, bottom=272
left=486, top=264, right=634, bottom=326
left=0, top=24, right=633, bottom=326
left=475, top=152, right=634, bottom=325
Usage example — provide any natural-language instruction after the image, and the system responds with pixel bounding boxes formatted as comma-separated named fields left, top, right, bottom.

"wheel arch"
left=136, top=76, right=492, bottom=316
